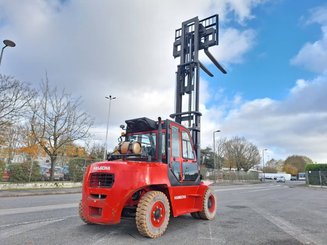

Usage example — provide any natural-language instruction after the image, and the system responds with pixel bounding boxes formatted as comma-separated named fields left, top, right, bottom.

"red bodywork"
left=81, top=160, right=209, bottom=225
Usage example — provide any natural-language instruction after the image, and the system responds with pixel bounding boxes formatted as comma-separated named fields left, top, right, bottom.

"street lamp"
left=103, top=95, right=116, bottom=160
left=213, top=130, right=221, bottom=169
left=262, top=148, right=267, bottom=181
left=0, top=39, right=16, bottom=66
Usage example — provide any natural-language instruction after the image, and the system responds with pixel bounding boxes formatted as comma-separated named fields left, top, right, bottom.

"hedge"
left=68, top=158, right=93, bottom=182
left=305, top=163, right=327, bottom=172
left=0, top=160, right=5, bottom=181
left=8, top=162, right=41, bottom=182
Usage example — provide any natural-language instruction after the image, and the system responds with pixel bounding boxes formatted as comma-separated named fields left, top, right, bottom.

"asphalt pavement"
left=1, top=181, right=326, bottom=245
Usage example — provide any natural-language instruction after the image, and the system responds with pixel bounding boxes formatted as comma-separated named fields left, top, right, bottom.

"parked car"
left=276, top=176, right=286, bottom=183
left=298, top=172, right=306, bottom=181
left=41, top=166, right=64, bottom=181
left=290, top=175, right=297, bottom=181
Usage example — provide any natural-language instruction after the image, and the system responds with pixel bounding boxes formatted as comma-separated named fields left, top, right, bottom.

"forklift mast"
left=170, top=14, right=226, bottom=165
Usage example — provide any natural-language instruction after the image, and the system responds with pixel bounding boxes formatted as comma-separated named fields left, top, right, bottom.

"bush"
left=68, top=158, right=92, bottom=182
left=305, top=163, right=327, bottom=171
left=0, top=160, right=5, bottom=181
left=8, top=162, right=41, bottom=182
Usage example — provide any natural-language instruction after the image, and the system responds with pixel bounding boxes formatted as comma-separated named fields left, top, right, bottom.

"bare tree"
left=86, top=142, right=105, bottom=161
left=29, top=77, right=93, bottom=180
left=223, top=136, right=260, bottom=172
left=0, top=123, right=23, bottom=165
left=214, top=137, right=227, bottom=169
left=0, top=75, right=35, bottom=127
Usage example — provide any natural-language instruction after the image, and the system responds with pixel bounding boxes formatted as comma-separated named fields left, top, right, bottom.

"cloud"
left=291, top=5, right=327, bottom=73
left=1, top=0, right=326, bottom=163
left=290, top=79, right=308, bottom=94
left=306, top=4, right=327, bottom=25
left=208, top=28, right=256, bottom=64
left=211, top=0, right=264, bottom=24
left=0, top=0, right=263, bottom=151
left=220, top=74, right=327, bottom=162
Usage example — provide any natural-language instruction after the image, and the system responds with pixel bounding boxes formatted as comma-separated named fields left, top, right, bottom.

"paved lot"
left=0, top=182, right=326, bottom=245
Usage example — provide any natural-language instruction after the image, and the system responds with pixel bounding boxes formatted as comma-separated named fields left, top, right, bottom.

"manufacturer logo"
left=93, top=166, right=110, bottom=171
left=174, top=195, right=186, bottom=200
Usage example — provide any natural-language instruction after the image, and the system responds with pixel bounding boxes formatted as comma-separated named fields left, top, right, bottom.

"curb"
left=0, top=182, right=82, bottom=190
left=308, top=184, right=327, bottom=189
left=0, top=187, right=82, bottom=198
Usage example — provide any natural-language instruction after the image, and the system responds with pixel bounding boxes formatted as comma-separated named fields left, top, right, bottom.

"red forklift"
left=79, top=14, right=226, bottom=238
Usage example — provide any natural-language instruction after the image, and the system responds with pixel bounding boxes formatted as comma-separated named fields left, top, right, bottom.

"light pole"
left=212, top=130, right=220, bottom=169
left=262, top=148, right=267, bottom=181
left=0, top=39, right=16, bottom=66
left=103, top=95, right=116, bottom=160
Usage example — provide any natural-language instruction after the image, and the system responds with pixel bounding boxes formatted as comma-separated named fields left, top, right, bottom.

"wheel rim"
left=207, top=194, right=216, bottom=213
left=150, top=201, right=165, bottom=227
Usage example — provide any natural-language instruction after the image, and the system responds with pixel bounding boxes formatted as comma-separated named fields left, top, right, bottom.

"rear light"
left=89, top=173, right=115, bottom=188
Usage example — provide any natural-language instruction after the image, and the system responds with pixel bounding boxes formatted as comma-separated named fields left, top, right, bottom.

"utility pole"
left=262, top=148, right=267, bottom=181
left=103, top=95, right=116, bottom=160
left=213, top=130, right=220, bottom=169
left=0, top=40, right=16, bottom=66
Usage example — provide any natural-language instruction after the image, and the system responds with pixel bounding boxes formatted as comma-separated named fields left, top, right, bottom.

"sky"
left=0, top=0, right=327, bottom=163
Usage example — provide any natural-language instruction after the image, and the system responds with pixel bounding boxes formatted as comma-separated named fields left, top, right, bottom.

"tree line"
left=202, top=136, right=313, bottom=175
left=1, top=73, right=314, bottom=181
left=0, top=74, right=95, bottom=180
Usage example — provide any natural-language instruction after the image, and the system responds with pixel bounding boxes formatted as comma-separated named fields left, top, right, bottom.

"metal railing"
left=307, top=171, right=327, bottom=186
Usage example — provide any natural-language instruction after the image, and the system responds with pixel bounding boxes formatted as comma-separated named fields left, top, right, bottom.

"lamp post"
left=103, top=95, right=116, bottom=160
left=212, top=130, right=220, bottom=169
left=0, top=39, right=16, bottom=66
left=262, top=148, right=267, bottom=181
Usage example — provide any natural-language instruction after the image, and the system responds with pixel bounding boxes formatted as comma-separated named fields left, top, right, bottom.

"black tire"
left=136, top=191, right=170, bottom=238
left=199, top=188, right=216, bottom=220
left=79, top=200, right=93, bottom=225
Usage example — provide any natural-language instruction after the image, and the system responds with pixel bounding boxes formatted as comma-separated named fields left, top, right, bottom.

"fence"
left=1, top=157, right=102, bottom=183
left=306, top=171, right=327, bottom=186
left=201, top=168, right=259, bottom=183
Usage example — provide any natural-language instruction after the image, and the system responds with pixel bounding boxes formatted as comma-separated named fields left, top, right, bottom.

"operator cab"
left=108, top=117, right=200, bottom=185
left=108, top=117, right=164, bottom=162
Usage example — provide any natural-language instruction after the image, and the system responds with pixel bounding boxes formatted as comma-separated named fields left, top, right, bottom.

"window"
left=161, top=133, right=166, bottom=157
left=182, top=131, right=194, bottom=159
left=129, top=133, right=156, bottom=157
left=172, top=126, right=180, bottom=157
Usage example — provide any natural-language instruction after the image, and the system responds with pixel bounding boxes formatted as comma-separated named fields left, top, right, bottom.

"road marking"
left=0, top=215, right=78, bottom=229
left=91, top=231, right=119, bottom=245
left=0, top=215, right=78, bottom=240
left=251, top=206, right=321, bottom=245
left=0, top=203, right=78, bottom=216
left=246, top=188, right=283, bottom=193
left=0, top=218, right=64, bottom=239
left=214, top=185, right=281, bottom=193
left=208, top=222, right=213, bottom=243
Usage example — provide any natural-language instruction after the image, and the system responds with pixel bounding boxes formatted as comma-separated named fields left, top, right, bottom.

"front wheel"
left=136, top=191, right=170, bottom=238
left=199, top=188, right=216, bottom=220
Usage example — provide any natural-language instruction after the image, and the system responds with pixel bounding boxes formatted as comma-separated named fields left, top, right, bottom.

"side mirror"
left=120, top=124, right=125, bottom=130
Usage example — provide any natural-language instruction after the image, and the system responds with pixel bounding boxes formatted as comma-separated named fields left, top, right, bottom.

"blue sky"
left=209, top=0, right=323, bottom=102
left=0, top=0, right=327, bottom=162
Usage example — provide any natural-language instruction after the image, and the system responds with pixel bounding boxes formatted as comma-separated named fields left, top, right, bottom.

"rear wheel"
left=79, top=200, right=93, bottom=225
left=199, top=188, right=216, bottom=220
left=136, top=191, right=170, bottom=238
